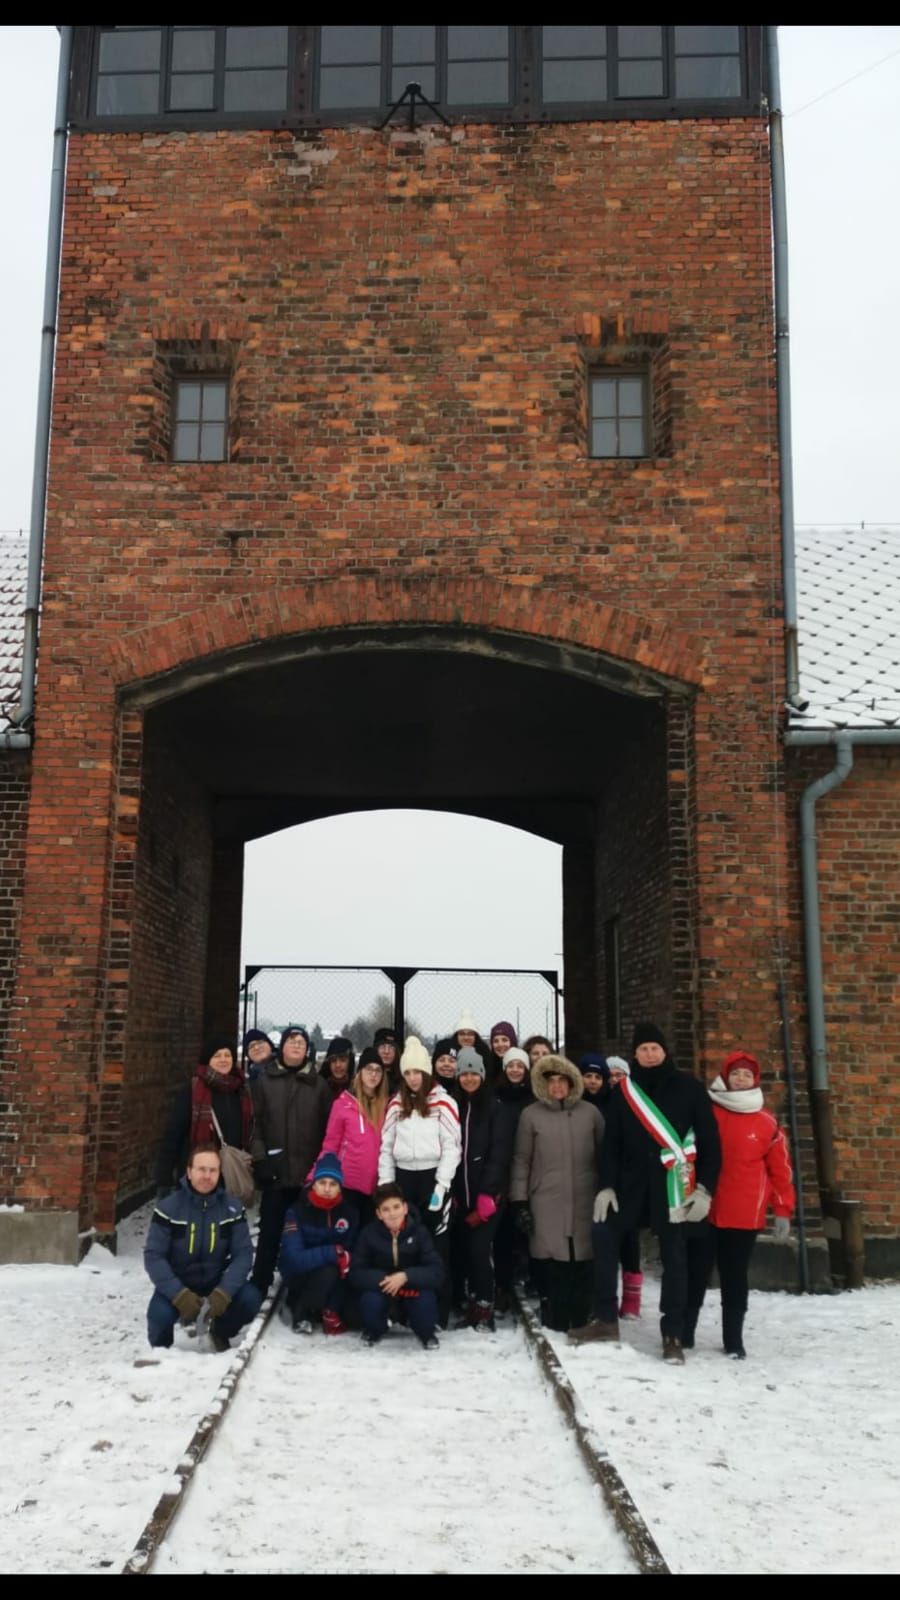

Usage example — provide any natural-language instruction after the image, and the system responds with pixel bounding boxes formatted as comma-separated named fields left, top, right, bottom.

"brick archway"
left=104, top=574, right=707, bottom=693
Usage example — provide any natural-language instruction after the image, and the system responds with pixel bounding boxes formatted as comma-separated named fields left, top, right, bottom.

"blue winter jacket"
left=144, top=1176, right=253, bottom=1302
left=278, top=1188, right=359, bottom=1281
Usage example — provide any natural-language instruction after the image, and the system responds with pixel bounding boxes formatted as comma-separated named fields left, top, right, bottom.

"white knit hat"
left=503, top=1047, right=530, bottom=1070
left=400, top=1036, right=433, bottom=1079
left=607, top=1055, right=630, bottom=1078
left=454, top=1009, right=479, bottom=1035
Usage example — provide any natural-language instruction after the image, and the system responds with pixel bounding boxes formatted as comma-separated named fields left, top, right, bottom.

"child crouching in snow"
left=685, top=1051, right=795, bottom=1358
left=348, top=1182, right=444, bottom=1349
left=279, top=1153, right=358, bottom=1336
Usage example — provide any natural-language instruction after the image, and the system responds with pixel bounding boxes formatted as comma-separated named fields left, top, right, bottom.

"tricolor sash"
left=621, top=1076, right=697, bottom=1213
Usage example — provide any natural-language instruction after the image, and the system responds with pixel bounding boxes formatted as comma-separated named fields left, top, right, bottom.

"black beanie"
left=202, top=1034, right=235, bottom=1066
left=325, top=1036, right=353, bottom=1059
left=631, top=1021, right=669, bottom=1054
left=357, top=1046, right=383, bottom=1071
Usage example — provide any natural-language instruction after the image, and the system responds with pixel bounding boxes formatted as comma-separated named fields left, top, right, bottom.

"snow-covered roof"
left=0, top=534, right=28, bottom=734
left=793, top=526, right=900, bottom=730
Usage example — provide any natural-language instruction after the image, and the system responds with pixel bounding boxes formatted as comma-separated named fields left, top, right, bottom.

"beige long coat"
left=509, top=1054, right=604, bottom=1262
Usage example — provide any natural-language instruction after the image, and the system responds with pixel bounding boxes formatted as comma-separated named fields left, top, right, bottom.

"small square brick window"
left=172, top=376, right=229, bottom=462
left=590, top=372, right=649, bottom=458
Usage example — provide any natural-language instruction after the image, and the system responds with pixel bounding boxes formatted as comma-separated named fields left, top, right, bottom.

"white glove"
left=428, top=1184, right=446, bottom=1213
left=679, top=1183, right=711, bottom=1224
left=772, top=1214, right=790, bottom=1243
left=593, top=1188, right=618, bottom=1224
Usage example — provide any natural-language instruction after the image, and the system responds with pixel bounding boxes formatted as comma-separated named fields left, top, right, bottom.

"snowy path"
left=153, top=1314, right=638, bottom=1575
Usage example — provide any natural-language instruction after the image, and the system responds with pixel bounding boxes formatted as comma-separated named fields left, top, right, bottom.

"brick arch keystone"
left=105, top=575, right=707, bottom=692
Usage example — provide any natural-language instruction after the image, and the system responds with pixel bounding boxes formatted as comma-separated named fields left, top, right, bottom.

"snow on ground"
left=1, top=1203, right=899, bottom=1575
left=155, top=1313, right=636, bottom=1575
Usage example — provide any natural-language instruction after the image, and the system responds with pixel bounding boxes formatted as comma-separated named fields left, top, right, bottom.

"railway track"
left=121, top=1288, right=669, bottom=1576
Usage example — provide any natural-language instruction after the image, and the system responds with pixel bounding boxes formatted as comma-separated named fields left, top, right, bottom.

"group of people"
left=147, top=1011, right=795, bottom=1364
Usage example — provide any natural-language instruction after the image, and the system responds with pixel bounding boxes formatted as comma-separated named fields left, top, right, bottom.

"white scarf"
left=708, top=1075, right=764, bottom=1114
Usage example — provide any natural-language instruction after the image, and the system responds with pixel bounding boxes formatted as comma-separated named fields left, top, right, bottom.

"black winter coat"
left=597, top=1062, right=721, bottom=1231
left=155, top=1079, right=248, bottom=1194
left=348, top=1216, right=445, bottom=1295
left=453, top=1088, right=515, bottom=1210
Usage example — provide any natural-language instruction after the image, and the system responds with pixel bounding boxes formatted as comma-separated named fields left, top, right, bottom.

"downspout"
left=766, top=26, right=802, bottom=709
left=0, top=26, right=73, bottom=751
left=786, top=729, right=900, bottom=1286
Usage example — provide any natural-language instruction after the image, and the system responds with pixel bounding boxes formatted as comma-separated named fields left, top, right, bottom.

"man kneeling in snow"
left=144, top=1144, right=261, bottom=1352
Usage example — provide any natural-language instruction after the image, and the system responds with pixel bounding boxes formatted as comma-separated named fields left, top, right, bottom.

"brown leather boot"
left=567, top=1318, right=620, bottom=1344
left=662, top=1335, right=686, bottom=1364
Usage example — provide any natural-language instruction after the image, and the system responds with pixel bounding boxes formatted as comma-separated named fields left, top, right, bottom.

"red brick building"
left=0, top=27, right=897, bottom=1277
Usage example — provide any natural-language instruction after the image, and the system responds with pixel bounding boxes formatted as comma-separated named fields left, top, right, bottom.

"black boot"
left=722, top=1307, right=746, bottom=1359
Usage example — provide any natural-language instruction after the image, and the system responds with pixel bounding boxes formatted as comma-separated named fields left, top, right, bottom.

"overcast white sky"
left=1, top=26, right=898, bottom=981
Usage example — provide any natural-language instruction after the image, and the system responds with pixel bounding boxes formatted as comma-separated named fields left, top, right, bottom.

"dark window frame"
left=589, top=370, right=651, bottom=461
left=70, top=25, right=764, bottom=132
left=171, top=375, right=231, bottom=464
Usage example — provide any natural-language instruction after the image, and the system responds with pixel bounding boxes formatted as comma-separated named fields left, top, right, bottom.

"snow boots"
left=662, top=1335, right=685, bottom=1364
left=619, top=1271, right=643, bottom=1320
left=723, top=1308, right=746, bottom=1359
left=567, top=1318, right=620, bottom=1345
left=455, top=1298, right=496, bottom=1332
left=321, top=1309, right=348, bottom=1336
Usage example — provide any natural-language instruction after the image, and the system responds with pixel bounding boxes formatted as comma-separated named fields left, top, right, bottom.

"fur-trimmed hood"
left=531, top=1052, right=584, bottom=1105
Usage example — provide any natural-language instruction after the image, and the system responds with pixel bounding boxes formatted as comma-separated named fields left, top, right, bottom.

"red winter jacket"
left=709, top=1101, right=795, bottom=1231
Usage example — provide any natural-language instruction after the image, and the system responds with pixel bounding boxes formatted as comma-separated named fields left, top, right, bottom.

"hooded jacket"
left=144, top=1175, right=252, bottom=1302
left=315, top=1087, right=384, bottom=1195
left=707, top=1058, right=795, bottom=1230
left=509, top=1054, right=604, bottom=1261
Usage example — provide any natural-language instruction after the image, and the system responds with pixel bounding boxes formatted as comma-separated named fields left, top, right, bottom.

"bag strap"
left=208, top=1106, right=225, bottom=1145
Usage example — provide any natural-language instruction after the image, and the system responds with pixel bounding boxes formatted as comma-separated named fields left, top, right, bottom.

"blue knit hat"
left=311, top=1152, right=343, bottom=1187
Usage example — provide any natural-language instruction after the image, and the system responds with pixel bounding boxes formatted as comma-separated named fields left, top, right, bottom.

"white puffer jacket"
left=378, top=1086, right=461, bottom=1190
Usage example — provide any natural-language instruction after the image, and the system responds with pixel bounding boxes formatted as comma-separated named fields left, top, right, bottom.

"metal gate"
left=241, top=964, right=562, bottom=1058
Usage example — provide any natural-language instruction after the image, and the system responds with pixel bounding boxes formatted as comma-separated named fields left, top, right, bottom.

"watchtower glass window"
left=590, top=374, right=649, bottom=459
left=172, top=378, right=229, bottom=463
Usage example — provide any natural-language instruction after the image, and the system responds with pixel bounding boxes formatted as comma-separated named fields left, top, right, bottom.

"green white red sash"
left=621, top=1076, right=697, bottom=1212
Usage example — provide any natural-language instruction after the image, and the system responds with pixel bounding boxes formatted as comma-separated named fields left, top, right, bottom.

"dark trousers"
left=396, top=1167, right=451, bottom=1327
left=494, top=1204, right=531, bottom=1293
left=359, top=1288, right=438, bottom=1343
left=147, top=1281, right=262, bottom=1348
left=251, top=1185, right=300, bottom=1295
left=619, top=1228, right=642, bottom=1275
left=592, top=1212, right=709, bottom=1339
left=544, top=1253, right=593, bottom=1332
left=450, top=1207, right=501, bottom=1305
left=285, top=1262, right=347, bottom=1321
left=688, top=1225, right=757, bottom=1346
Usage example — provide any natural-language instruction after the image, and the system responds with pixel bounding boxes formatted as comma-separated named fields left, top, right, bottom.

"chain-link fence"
left=241, top=964, right=562, bottom=1059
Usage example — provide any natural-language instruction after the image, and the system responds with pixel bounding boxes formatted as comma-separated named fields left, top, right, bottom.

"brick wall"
left=0, top=750, right=30, bottom=1195
left=6, top=114, right=794, bottom=1227
left=787, top=746, right=900, bottom=1236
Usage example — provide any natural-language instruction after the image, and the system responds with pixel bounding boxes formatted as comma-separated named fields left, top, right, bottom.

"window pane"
left=675, top=58, right=742, bottom=98
left=543, top=26, right=606, bottom=58
left=447, top=61, right=509, bottom=104
left=320, top=26, right=381, bottom=65
left=171, top=29, right=216, bottom=73
left=319, top=65, right=382, bottom=108
left=617, top=60, right=664, bottom=97
left=393, top=26, right=435, bottom=64
left=173, top=423, right=200, bottom=461
left=619, top=378, right=645, bottom=416
left=447, top=26, right=508, bottom=59
left=169, top=74, right=216, bottom=111
left=591, top=380, right=616, bottom=419
left=225, top=26, right=289, bottom=69
left=543, top=60, right=607, bottom=101
left=98, top=29, right=162, bottom=73
left=199, top=423, right=227, bottom=461
left=224, top=69, right=288, bottom=111
left=200, top=381, right=228, bottom=422
left=591, top=420, right=617, bottom=457
left=617, top=26, right=663, bottom=58
left=97, top=75, right=161, bottom=116
left=175, top=382, right=202, bottom=421
left=391, top=66, right=436, bottom=101
left=619, top=418, right=646, bottom=456
left=675, top=26, right=740, bottom=53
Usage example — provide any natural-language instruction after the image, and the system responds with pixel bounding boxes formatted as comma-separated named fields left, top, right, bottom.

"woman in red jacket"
left=686, top=1050, right=795, bottom=1359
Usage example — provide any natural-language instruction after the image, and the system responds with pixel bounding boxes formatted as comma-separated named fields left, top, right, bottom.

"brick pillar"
left=203, top=840, right=245, bottom=1043
left=562, top=836, right=600, bottom=1058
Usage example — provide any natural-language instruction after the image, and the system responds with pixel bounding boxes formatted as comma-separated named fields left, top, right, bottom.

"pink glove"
left=335, top=1246, right=351, bottom=1279
left=476, top=1193, right=497, bottom=1223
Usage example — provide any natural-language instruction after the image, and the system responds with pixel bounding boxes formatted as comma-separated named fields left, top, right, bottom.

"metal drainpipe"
left=766, top=26, right=802, bottom=709
left=0, top=26, right=73, bottom=752
left=786, top=728, right=900, bottom=1286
